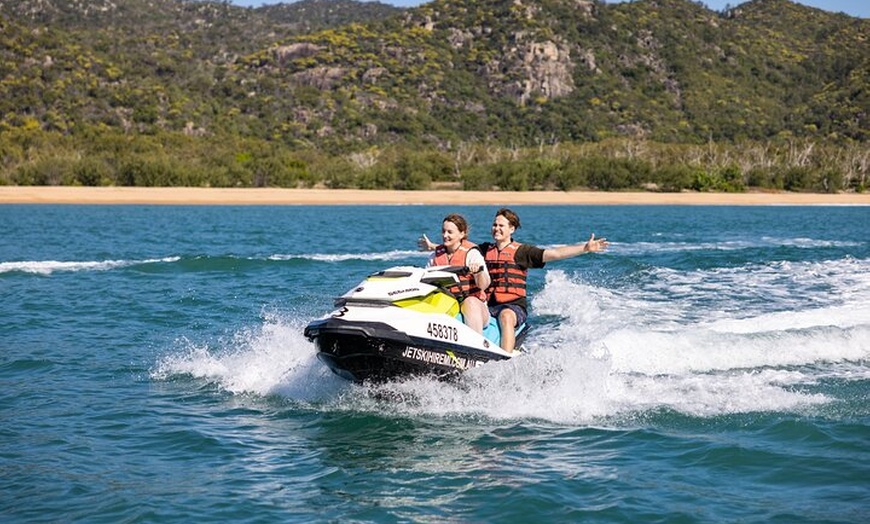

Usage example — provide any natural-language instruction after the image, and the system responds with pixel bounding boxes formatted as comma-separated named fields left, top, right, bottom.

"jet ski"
left=304, top=265, right=528, bottom=382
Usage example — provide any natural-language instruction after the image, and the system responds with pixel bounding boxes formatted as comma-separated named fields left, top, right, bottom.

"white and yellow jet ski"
left=304, top=265, right=528, bottom=382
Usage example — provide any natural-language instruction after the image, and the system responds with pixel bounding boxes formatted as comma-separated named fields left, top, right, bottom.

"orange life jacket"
left=484, top=241, right=527, bottom=304
left=432, top=240, right=485, bottom=301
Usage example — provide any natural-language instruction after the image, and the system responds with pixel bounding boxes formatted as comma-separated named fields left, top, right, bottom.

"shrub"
left=491, top=161, right=529, bottom=191
left=652, top=164, right=695, bottom=192
left=357, top=164, right=397, bottom=189
left=555, top=157, right=590, bottom=190
left=584, top=157, right=649, bottom=190
left=117, top=155, right=175, bottom=186
left=783, top=166, right=813, bottom=191
left=746, top=167, right=784, bottom=190
left=694, top=165, right=745, bottom=192
left=393, top=151, right=434, bottom=190
left=815, top=169, right=843, bottom=193
left=319, top=158, right=356, bottom=189
left=70, top=156, right=113, bottom=186
left=12, top=157, right=73, bottom=185
left=461, top=165, right=494, bottom=191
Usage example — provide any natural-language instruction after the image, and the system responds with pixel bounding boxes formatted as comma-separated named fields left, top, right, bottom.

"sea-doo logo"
left=400, top=347, right=480, bottom=370
left=388, top=288, right=419, bottom=296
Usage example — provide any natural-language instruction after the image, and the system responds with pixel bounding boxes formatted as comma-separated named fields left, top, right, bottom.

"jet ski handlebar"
left=442, top=265, right=483, bottom=275
left=420, top=265, right=480, bottom=287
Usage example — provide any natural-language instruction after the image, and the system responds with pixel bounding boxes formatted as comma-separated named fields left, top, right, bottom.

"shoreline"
left=1, top=186, right=868, bottom=205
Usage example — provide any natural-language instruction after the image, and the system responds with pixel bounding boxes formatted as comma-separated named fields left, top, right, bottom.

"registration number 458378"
left=427, top=322, right=458, bottom=342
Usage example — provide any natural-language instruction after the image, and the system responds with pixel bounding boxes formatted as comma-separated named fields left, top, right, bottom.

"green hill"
left=0, top=0, right=866, bottom=191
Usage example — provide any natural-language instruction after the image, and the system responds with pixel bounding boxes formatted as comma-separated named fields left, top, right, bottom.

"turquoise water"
left=1, top=204, right=868, bottom=522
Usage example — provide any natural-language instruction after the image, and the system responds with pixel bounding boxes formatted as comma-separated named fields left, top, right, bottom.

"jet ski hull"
left=305, top=317, right=524, bottom=382
left=303, top=266, right=526, bottom=383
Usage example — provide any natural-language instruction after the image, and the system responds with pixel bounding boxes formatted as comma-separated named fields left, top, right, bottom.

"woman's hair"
left=443, top=213, right=469, bottom=236
left=495, top=208, right=521, bottom=229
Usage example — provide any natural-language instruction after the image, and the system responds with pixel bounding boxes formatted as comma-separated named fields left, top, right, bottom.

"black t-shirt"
left=479, top=241, right=545, bottom=310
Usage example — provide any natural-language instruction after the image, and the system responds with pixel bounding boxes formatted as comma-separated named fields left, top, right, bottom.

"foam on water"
left=152, top=313, right=345, bottom=401
left=618, top=237, right=861, bottom=255
left=0, top=257, right=180, bottom=275
left=634, top=257, right=870, bottom=320
left=0, top=250, right=427, bottom=276
left=270, top=249, right=425, bottom=262
left=151, top=254, right=869, bottom=425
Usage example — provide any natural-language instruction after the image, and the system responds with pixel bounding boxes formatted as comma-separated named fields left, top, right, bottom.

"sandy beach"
left=1, top=186, right=868, bottom=205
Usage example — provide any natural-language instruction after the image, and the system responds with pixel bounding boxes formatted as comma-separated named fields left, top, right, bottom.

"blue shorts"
left=489, top=304, right=527, bottom=327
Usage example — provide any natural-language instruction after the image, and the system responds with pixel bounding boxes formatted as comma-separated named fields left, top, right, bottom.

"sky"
left=227, top=0, right=868, bottom=18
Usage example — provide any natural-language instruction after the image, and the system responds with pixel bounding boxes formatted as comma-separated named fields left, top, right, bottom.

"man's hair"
left=495, top=208, right=521, bottom=229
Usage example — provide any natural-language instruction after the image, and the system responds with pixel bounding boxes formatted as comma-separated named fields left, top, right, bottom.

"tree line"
left=1, top=126, right=865, bottom=193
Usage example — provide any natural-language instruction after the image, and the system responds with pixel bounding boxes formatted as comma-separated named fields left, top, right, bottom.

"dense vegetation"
left=0, top=0, right=866, bottom=192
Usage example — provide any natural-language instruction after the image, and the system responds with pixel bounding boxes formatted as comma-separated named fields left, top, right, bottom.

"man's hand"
left=584, top=233, right=609, bottom=253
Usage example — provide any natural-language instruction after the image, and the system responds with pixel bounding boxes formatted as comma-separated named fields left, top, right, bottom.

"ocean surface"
left=1, top=204, right=868, bottom=523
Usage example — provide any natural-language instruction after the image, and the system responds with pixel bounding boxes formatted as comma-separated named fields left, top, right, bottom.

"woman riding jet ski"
left=303, top=265, right=528, bottom=382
